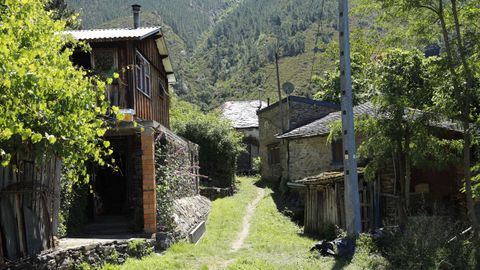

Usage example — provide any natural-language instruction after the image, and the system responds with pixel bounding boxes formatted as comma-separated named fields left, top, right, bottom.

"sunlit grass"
left=103, top=176, right=382, bottom=269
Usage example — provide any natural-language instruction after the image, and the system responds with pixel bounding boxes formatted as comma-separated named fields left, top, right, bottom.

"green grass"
left=103, top=176, right=385, bottom=269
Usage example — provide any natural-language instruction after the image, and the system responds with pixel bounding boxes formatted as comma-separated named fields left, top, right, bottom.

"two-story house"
left=64, top=5, right=203, bottom=237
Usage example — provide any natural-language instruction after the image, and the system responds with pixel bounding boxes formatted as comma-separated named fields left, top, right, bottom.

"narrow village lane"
left=230, top=187, right=265, bottom=252
left=104, top=177, right=344, bottom=269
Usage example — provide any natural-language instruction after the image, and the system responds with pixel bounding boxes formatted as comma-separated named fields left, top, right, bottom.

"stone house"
left=257, top=96, right=339, bottom=185
left=64, top=5, right=210, bottom=245
left=221, top=100, right=267, bottom=174
left=274, top=102, right=465, bottom=234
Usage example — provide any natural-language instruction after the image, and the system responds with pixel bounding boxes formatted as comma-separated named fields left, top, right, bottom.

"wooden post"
left=275, top=52, right=285, bottom=132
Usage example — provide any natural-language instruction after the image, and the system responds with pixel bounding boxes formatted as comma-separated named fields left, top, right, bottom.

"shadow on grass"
left=254, top=178, right=305, bottom=225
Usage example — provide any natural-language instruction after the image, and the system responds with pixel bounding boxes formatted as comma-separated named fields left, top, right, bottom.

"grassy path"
left=104, top=177, right=343, bottom=270
left=230, top=187, right=264, bottom=252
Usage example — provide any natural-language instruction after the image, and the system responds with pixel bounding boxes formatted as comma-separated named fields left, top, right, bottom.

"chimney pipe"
left=132, top=4, right=141, bottom=29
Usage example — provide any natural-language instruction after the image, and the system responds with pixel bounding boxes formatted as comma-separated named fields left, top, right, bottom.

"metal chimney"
left=132, top=4, right=141, bottom=29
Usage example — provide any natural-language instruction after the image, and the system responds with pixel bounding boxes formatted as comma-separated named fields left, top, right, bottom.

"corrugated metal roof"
left=63, top=27, right=161, bottom=41
left=222, top=100, right=268, bottom=129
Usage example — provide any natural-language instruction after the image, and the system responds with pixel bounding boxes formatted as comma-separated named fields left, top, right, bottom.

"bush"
left=377, top=216, right=479, bottom=269
left=127, top=240, right=154, bottom=259
left=170, top=97, right=243, bottom=188
left=350, top=234, right=389, bottom=270
left=59, top=176, right=89, bottom=237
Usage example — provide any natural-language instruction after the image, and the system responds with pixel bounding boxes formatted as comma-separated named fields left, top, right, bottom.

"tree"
left=377, top=0, right=480, bottom=239
left=330, top=49, right=461, bottom=226
left=170, top=97, right=243, bottom=188
left=45, top=0, right=81, bottom=29
left=0, top=0, right=113, bottom=184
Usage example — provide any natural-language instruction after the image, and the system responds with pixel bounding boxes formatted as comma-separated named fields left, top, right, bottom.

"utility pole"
left=339, top=0, right=362, bottom=236
left=275, top=52, right=285, bottom=132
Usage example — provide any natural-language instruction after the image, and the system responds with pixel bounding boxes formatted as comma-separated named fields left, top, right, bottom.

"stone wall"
left=154, top=132, right=211, bottom=250
left=156, top=195, right=211, bottom=249
left=258, top=98, right=338, bottom=185
left=287, top=136, right=337, bottom=181
left=199, top=186, right=234, bottom=200
left=8, top=239, right=154, bottom=270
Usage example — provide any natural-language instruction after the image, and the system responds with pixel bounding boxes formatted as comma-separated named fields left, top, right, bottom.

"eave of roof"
left=295, top=168, right=365, bottom=186
left=277, top=102, right=463, bottom=139
left=63, top=27, right=161, bottom=41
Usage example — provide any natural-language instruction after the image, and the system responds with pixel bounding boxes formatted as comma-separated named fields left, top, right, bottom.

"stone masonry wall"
left=287, top=136, right=336, bottom=181
left=9, top=239, right=154, bottom=270
left=156, top=195, right=211, bottom=249
left=258, top=98, right=338, bottom=185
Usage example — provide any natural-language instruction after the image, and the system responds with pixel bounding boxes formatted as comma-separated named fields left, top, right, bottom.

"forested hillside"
left=66, top=0, right=378, bottom=110
left=66, top=0, right=238, bottom=48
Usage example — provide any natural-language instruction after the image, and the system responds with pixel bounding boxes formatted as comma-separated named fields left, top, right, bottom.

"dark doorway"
left=84, top=137, right=131, bottom=235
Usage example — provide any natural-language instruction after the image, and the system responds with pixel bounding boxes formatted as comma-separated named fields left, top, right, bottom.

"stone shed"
left=221, top=100, right=267, bottom=174
left=279, top=102, right=466, bottom=235
left=256, top=96, right=339, bottom=185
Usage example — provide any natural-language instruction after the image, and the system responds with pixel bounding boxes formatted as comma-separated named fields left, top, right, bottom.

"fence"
left=0, top=151, right=62, bottom=264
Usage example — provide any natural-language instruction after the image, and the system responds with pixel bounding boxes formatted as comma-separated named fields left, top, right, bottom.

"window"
left=92, top=50, right=117, bottom=78
left=331, top=139, right=344, bottom=165
left=135, top=51, right=151, bottom=96
left=268, top=144, right=280, bottom=165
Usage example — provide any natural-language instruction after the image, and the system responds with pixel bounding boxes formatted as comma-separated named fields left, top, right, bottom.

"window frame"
left=267, top=143, right=281, bottom=165
left=135, top=50, right=151, bottom=97
left=331, top=139, right=344, bottom=166
left=91, top=49, right=118, bottom=78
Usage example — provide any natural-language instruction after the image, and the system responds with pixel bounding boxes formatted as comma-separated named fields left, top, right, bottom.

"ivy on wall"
left=154, top=134, right=199, bottom=232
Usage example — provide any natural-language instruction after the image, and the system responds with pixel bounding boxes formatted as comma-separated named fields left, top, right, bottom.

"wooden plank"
left=15, top=194, right=27, bottom=257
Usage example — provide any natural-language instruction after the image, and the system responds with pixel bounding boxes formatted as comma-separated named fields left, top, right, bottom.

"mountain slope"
left=66, top=0, right=239, bottom=48
left=66, top=0, right=378, bottom=111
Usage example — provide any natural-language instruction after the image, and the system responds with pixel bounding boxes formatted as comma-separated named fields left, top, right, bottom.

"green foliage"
left=170, top=97, right=243, bottom=187
left=252, top=157, right=261, bottom=174
left=45, top=0, right=80, bottom=29
left=351, top=234, right=389, bottom=270
left=377, top=216, right=478, bottom=269
left=58, top=177, right=90, bottom=237
left=127, top=240, right=153, bottom=259
left=107, top=249, right=119, bottom=264
left=329, top=49, right=461, bottom=181
left=227, top=258, right=276, bottom=270
left=66, top=0, right=231, bottom=48
left=75, top=262, right=91, bottom=270
left=155, top=137, right=197, bottom=232
left=313, top=52, right=374, bottom=105
left=0, top=0, right=114, bottom=184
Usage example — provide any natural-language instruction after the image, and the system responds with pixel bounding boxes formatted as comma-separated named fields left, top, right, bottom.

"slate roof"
left=277, top=102, right=462, bottom=139
left=278, top=103, right=375, bottom=139
left=257, top=96, right=339, bottom=114
left=222, top=100, right=267, bottom=129
left=63, top=27, right=161, bottom=41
